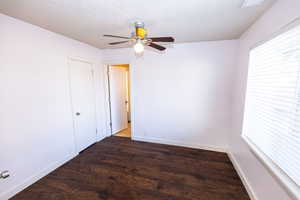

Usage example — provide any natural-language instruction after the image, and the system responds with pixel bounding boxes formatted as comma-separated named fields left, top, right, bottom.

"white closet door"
left=69, top=59, right=97, bottom=152
left=109, top=67, right=128, bottom=134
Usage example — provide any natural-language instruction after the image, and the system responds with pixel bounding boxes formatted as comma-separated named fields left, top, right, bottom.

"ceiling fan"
left=103, top=22, right=175, bottom=54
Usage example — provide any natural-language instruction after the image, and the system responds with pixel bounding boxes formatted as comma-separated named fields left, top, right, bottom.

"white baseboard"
left=0, top=137, right=255, bottom=200
left=132, top=136, right=256, bottom=199
left=132, top=136, right=227, bottom=153
left=1, top=135, right=107, bottom=200
left=112, top=127, right=126, bottom=135
left=97, top=134, right=107, bottom=142
left=0, top=152, right=78, bottom=200
left=227, top=152, right=258, bottom=200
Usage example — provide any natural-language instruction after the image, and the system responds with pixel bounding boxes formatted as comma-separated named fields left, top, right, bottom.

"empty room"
left=0, top=0, right=299, bottom=200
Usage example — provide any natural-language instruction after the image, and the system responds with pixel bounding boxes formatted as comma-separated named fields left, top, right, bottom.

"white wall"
left=103, top=41, right=238, bottom=151
left=0, top=13, right=106, bottom=200
left=230, top=0, right=300, bottom=200
left=0, top=14, right=237, bottom=198
left=3, top=1, right=299, bottom=199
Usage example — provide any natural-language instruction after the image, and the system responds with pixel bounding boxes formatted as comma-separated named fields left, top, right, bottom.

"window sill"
left=242, top=135, right=300, bottom=200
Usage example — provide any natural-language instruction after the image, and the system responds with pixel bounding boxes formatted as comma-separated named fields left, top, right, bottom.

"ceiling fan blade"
left=109, top=41, right=130, bottom=45
left=103, top=34, right=131, bottom=39
left=148, top=43, right=166, bottom=51
left=149, top=37, right=174, bottom=42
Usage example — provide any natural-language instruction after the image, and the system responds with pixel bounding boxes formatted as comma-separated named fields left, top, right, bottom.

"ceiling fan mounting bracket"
left=134, top=21, right=145, bottom=28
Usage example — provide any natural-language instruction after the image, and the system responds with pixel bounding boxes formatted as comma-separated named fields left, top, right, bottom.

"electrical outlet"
left=0, top=170, right=10, bottom=179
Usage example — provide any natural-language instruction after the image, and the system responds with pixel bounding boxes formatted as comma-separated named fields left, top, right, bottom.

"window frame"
left=242, top=19, right=300, bottom=200
left=243, top=135, right=300, bottom=200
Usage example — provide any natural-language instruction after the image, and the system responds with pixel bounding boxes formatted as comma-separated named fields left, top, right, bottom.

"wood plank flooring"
left=114, top=123, right=131, bottom=138
left=11, top=137, right=250, bottom=200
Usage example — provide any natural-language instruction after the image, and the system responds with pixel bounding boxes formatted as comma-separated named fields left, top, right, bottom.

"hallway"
left=114, top=123, right=131, bottom=138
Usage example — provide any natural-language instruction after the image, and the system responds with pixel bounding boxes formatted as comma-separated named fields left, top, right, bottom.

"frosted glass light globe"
left=134, top=41, right=144, bottom=54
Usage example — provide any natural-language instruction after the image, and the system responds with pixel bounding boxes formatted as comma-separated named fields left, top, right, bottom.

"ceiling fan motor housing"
left=134, top=21, right=147, bottom=39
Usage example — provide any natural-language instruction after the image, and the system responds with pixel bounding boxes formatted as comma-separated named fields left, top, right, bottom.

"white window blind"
left=243, top=24, right=300, bottom=188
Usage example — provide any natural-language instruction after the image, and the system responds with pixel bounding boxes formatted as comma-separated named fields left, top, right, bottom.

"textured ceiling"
left=0, top=0, right=276, bottom=49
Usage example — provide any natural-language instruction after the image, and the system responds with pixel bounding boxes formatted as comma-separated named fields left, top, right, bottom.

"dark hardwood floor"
left=11, top=137, right=250, bottom=200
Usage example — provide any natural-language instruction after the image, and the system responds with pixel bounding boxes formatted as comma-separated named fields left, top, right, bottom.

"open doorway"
left=107, top=64, right=131, bottom=138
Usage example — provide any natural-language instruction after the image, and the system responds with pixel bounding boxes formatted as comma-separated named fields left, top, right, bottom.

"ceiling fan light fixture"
left=134, top=40, right=144, bottom=54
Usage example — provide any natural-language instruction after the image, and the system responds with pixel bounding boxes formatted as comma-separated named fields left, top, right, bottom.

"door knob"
left=76, top=112, right=81, bottom=116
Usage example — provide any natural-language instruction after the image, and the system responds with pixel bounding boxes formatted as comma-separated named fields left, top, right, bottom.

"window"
left=242, top=24, right=300, bottom=198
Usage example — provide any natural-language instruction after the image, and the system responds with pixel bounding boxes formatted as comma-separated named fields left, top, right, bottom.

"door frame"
left=107, top=65, right=130, bottom=135
left=104, top=62, right=135, bottom=139
left=67, top=57, right=99, bottom=153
